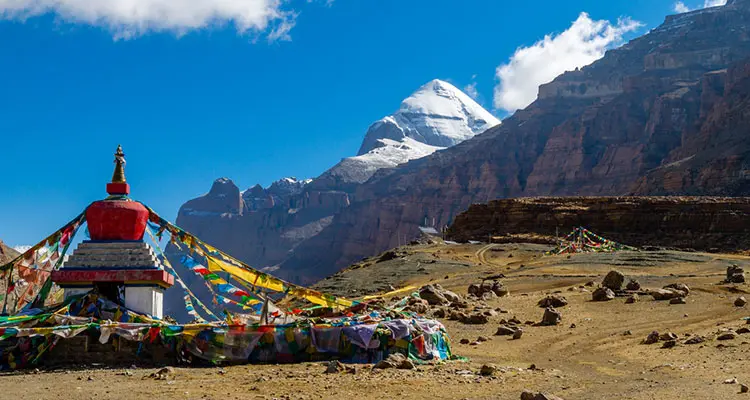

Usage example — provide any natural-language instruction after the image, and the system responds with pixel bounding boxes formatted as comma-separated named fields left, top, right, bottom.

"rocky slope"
left=275, top=0, right=750, bottom=283
left=446, top=197, right=750, bottom=252
left=0, top=240, right=20, bottom=265
left=171, top=80, right=497, bottom=278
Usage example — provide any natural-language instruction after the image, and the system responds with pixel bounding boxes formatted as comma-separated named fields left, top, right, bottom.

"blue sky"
left=0, top=0, right=708, bottom=248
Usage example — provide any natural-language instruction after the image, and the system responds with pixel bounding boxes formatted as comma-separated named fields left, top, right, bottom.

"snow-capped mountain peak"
left=318, top=79, right=500, bottom=186
left=357, top=79, right=500, bottom=155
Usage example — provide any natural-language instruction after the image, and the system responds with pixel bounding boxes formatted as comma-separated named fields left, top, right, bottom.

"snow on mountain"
left=321, top=79, right=500, bottom=185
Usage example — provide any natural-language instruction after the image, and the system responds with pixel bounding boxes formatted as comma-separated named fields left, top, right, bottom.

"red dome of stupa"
left=85, top=145, right=149, bottom=241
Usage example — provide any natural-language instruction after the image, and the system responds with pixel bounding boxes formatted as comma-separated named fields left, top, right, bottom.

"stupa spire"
left=112, top=145, right=126, bottom=183
left=106, top=145, right=130, bottom=196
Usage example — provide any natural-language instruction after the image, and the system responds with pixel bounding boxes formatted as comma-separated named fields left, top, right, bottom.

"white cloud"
left=0, top=0, right=296, bottom=40
left=673, top=0, right=727, bottom=13
left=463, top=75, right=479, bottom=100
left=674, top=1, right=691, bottom=13
left=493, top=12, right=641, bottom=113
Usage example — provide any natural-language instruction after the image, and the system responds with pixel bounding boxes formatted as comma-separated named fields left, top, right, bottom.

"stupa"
left=51, top=146, right=173, bottom=318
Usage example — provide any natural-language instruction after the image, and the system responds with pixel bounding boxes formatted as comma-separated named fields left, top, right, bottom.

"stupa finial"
left=106, top=145, right=130, bottom=196
left=112, top=145, right=126, bottom=183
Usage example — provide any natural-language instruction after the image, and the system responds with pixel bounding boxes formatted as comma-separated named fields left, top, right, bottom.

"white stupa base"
left=124, top=286, right=164, bottom=319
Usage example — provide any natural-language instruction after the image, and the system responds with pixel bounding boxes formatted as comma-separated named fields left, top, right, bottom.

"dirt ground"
left=4, top=241, right=750, bottom=399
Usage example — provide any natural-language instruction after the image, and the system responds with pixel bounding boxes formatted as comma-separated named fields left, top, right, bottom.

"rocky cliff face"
left=446, top=197, right=750, bottom=251
left=275, top=1, right=750, bottom=283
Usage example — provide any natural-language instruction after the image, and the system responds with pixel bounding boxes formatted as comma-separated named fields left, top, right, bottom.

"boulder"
left=684, top=336, right=705, bottom=345
left=512, top=329, right=524, bottom=340
left=443, top=289, right=463, bottom=303
left=717, top=331, right=737, bottom=341
left=643, top=331, right=660, bottom=345
left=727, top=265, right=745, bottom=283
left=479, top=364, right=497, bottom=376
left=419, top=284, right=449, bottom=305
left=491, top=281, right=510, bottom=297
left=432, top=308, right=447, bottom=318
left=495, top=325, right=519, bottom=336
left=663, top=283, right=690, bottom=296
left=541, top=307, right=562, bottom=326
left=625, top=279, right=641, bottom=291
left=735, top=296, right=747, bottom=307
left=602, top=270, right=625, bottom=291
left=537, top=295, right=568, bottom=308
left=669, top=297, right=686, bottom=305
left=651, top=288, right=683, bottom=301
left=468, top=284, right=481, bottom=296
left=592, top=287, right=615, bottom=302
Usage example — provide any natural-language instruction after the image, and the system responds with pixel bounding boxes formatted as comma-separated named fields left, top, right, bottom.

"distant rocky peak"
left=268, top=177, right=312, bottom=197
left=209, top=178, right=239, bottom=197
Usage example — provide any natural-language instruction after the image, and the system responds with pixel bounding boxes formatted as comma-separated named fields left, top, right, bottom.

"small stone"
left=512, top=329, right=524, bottom=340
left=684, top=336, right=705, bottom=345
left=741, top=384, right=749, bottom=393
left=625, top=294, right=639, bottom=304
left=718, top=332, right=738, bottom=341
left=541, top=307, right=562, bottom=326
left=736, top=296, right=747, bottom=307
left=433, top=308, right=447, bottom=318
left=644, top=331, right=660, bottom=345
left=592, top=287, right=615, bottom=302
left=479, top=364, right=496, bottom=376
left=584, top=281, right=596, bottom=287
left=725, top=378, right=738, bottom=384
left=662, top=340, right=677, bottom=349
left=496, top=325, right=518, bottom=336
left=737, top=327, right=750, bottom=334
left=623, top=330, right=633, bottom=336
left=569, top=323, right=576, bottom=329
left=459, top=338, right=470, bottom=344
left=537, top=295, right=568, bottom=308
left=625, top=279, right=641, bottom=291
left=520, top=391, right=536, bottom=400
left=324, top=361, right=344, bottom=374
left=663, top=283, right=690, bottom=295
left=659, top=332, right=678, bottom=341
left=669, top=297, right=686, bottom=305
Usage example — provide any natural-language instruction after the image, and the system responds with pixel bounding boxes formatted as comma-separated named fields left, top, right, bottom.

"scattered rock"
left=419, top=284, right=449, bottom=305
left=432, top=308, right=446, bottom=318
left=541, top=307, right=562, bottom=326
left=669, top=297, right=686, bottom=305
left=592, top=287, right=615, bottom=302
left=625, top=279, right=641, bottom=291
left=741, top=384, right=749, bottom=393
left=147, top=367, right=174, bottom=380
left=726, top=378, right=738, bottom=384
left=684, top=336, right=705, bottom=345
left=512, top=329, right=524, bottom=340
left=479, top=364, right=497, bottom=376
left=324, top=360, right=344, bottom=374
left=737, top=327, right=750, bottom=334
left=625, top=294, right=639, bottom=304
left=477, top=336, right=490, bottom=342
left=462, top=313, right=490, bottom=325
left=662, top=340, right=677, bottom=349
left=651, top=288, right=684, bottom=301
left=644, top=331, right=660, bottom=345
left=736, top=296, right=747, bottom=307
left=521, top=392, right=536, bottom=400
left=727, top=265, right=746, bottom=284
left=374, top=353, right=414, bottom=370
left=717, top=331, right=738, bottom=341
left=659, top=332, right=678, bottom=341
left=663, top=283, right=690, bottom=296
left=602, top=270, right=625, bottom=291
left=584, top=281, right=596, bottom=287
left=537, top=295, right=568, bottom=308
left=459, top=338, right=470, bottom=344
left=496, top=325, right=519, bottom=336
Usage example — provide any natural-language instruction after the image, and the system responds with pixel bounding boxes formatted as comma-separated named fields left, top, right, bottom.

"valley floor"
left=4, top=242, right=750, bottom=399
